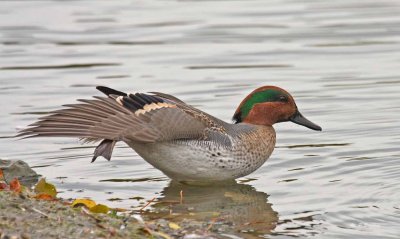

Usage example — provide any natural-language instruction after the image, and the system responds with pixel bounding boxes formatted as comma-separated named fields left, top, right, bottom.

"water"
left=1, top=0, right=400, bottom=238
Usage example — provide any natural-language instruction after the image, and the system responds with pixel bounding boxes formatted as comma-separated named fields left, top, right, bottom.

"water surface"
left=1, top=0, right=400, bottom=238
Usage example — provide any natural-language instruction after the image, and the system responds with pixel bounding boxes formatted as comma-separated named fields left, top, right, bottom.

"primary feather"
left=17, top=86, right=230, bottom=161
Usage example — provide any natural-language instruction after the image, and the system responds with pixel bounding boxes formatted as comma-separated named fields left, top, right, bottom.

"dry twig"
left=139, top=197, right=156, bottom=212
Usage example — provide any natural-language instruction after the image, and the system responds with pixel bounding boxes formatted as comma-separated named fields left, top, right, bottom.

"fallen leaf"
left=34, top=193, right=55, bottom=201
left=0, top=169, right=4, bottom=180
left=9, top=178, right=21, bottom=193
left=0, top=182, right=9, bottom=190
left=71, top=199, right=96, bottom=209
left=168, top=222, right=181, bottom=230
left=89, top=204, right=109, bottom=214
left=35, top=178, right=57, bottom=198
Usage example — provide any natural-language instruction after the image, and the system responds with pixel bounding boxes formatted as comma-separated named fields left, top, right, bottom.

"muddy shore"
left=0, top=159, right=146, bottom=239
left=0, top=159, right=224, bottom=239
left=0, top=191, right=147, bottom=239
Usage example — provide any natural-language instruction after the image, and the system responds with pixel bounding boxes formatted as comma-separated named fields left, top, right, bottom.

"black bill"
left=290, top=110, right=322, bottom=131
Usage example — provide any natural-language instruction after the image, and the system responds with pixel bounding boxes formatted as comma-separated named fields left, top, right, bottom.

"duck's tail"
left=92, top=139, right=117, bottom=162
left=16, top=86, right=130, bottom=162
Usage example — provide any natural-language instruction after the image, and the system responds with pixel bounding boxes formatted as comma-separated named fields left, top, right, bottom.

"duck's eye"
left=278, top=95, right=288, bottom=102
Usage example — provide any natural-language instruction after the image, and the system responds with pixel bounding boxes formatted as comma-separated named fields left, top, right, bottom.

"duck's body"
left=130, top=124, right=275, bottom=182
left=18, top=86, right=321, bottom=183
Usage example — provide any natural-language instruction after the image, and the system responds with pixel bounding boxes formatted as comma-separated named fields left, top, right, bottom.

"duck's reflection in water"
left=142, top=180, right=278, bottom=237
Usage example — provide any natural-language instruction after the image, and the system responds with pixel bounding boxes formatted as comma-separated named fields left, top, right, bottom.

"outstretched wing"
left=18, top=86, right=229, bottom=144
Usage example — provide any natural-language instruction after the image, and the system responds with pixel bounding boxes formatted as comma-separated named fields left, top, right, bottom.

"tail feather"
left=92, top=139, right=117, bottom=162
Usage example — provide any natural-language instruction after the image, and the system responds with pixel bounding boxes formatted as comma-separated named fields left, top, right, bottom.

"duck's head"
left=233, top=86, right=321, bottom=131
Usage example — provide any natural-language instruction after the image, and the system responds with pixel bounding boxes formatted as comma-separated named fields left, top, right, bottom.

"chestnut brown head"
left=233, top=86, right=321, bottom=131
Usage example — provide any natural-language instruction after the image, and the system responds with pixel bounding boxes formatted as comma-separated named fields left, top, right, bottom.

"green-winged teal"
left=18, top=86, right=321, bottom=183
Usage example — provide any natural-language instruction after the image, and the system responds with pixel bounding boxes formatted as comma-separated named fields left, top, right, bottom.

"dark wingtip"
left=96, top=86, right=127, bottom=97
left=91, top=156, right=97, bottom=163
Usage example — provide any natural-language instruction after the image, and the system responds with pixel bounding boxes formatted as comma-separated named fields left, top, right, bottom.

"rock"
left=0, top=159, right=39, bottom=187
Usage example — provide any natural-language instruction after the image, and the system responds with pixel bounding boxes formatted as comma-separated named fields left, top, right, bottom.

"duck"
left=18, top=86, right=321, bottom=183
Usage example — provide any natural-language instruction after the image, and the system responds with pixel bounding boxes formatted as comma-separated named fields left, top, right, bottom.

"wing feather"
left=18, top=87, right=229, bottom=144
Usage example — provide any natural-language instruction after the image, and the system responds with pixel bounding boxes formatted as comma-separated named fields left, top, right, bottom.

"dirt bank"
left=0, top=191, right=146, bottom=239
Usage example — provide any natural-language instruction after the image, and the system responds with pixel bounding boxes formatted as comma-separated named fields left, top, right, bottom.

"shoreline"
left=0, top=190, right=146, bottom=239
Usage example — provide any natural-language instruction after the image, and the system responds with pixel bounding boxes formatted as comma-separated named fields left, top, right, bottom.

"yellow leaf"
left=168, top=222, right=181, bottom=230
left=71, top=199, right=96, bottom=208
left=89, top=204, right=109, bottom=214
left=34, top=178, right=57, bottom=198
